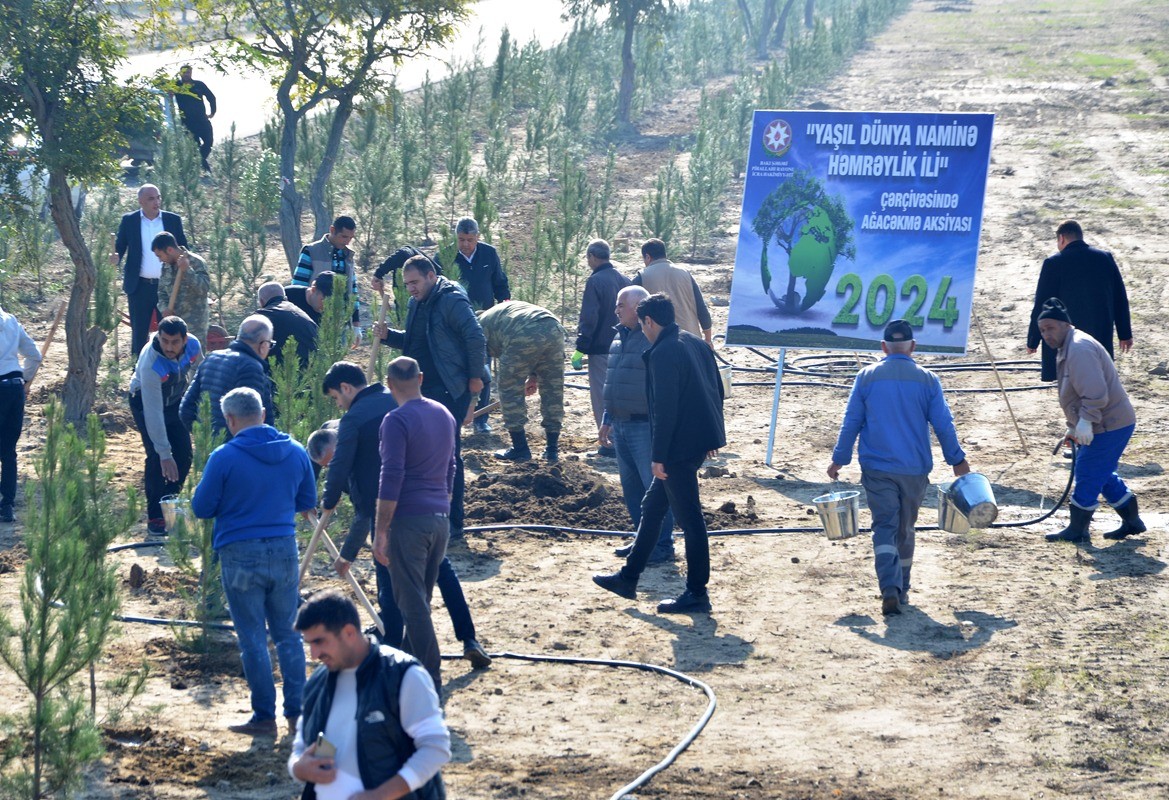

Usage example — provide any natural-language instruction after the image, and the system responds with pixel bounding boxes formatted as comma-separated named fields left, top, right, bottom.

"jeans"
left=375, top=556, right=476, bottom=648
left=130, top=392, right=193, bottom=521
left=388, top=513, right=450, bottom=693
left=861, top=469, right=928, bottom=599
left=610, top=419, right=672, bottom=548
left=1071, top=423, right=1135, bottom=510
left=622, top=452, right=708, bottom=594
left=0, top=381, right=25, bottom=509
left=425, top=387, right=471, bottom=530
left=219, top=536, right=305, bottom=721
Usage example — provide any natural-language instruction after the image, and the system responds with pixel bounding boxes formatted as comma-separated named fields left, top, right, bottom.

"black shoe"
left=614, top=542, right=634, bottom=558
left=882, top=594, right=902, bottom=616
left=592, top=571, right=637, bottom=600
left=1103, top=495, right=1147, bottom=540
left=0, top=505, right=13, bottom=523
left=147, top=518, right=168, bottom=536
left=596, top=445, right=616, bottom=458
left=473, top=417, right=492, bottom=434
left=463, top=639, right=492, bottom=669
left=228, top=717, right=277, bottom=736
left=648, top=544, right=674, bottom=564
left=1046, top=504, right=1093, bottom=543
left=657, top=590, right=711, bottom=614
left=495, top=428, right=531, bottom=461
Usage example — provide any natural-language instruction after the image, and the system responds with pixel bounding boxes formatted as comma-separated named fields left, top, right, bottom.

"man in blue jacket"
left=593, top=293, right=725, bottom=614
left=192, top=387, right=317, bottom=737
left=827, top=319, right=971, bottom=617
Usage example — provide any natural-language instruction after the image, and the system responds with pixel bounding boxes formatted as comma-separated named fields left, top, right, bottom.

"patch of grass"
left=1012, top=665, right=1056, bottom=704
left=1070, top=52, right=1139, bottom=79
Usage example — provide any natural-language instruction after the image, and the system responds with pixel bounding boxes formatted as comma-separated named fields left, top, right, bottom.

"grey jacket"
left=1057, top=328, right=1135, bottom=433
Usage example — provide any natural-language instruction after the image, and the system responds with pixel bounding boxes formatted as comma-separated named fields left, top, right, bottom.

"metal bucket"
left=718, top=364, right=732, bottom=399
left=160, top=495, right=188, bottom=530
left=813, top=490, right=861, bottom=540
left=937, top=472, right=998, bottom=532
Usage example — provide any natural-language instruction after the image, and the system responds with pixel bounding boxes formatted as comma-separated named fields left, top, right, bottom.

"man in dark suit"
left=1026, top=219, right=1134, bottom=381
left=112, top=184, right=187, bottom=358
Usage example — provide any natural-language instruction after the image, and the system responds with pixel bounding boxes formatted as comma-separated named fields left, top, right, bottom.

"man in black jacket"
left=180, top=315, right=275, bottom=437
left=285, top=271, right=334, bottom=326
left=256, top=282, right=319, bottom=368
left=572, top=239, right=631, bottom=450
left=313, top=362, right=490, bottom=669
left=593, top=293, right=725, bottom=614
left=174, top=65, right=217, bottom=172
left=1026, top=219, right=1134, bottom=381
left=290, top=593, right=449, bottom=800
left=372, top=255, right=487, bottom=540
left=112, top=184, right=187, bottom=358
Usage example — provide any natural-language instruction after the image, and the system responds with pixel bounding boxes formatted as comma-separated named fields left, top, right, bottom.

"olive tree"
left=168, top=0, right=470, bottom=268
left=0, top=0, right=153, bottom=420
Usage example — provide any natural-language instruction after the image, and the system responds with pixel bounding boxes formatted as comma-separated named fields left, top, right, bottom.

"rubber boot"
left=494, top=428, right=531, bottom=461
left=1103, top=495, right=1147, bottom=540
left=1045, top=504, right=1093, bottom=543
left=543, top=430, right=560, bottom=463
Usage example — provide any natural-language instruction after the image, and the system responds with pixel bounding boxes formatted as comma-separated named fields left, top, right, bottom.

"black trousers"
left=423, top=385, right=472, bottom=529
left=130, top=392, right=193, bottom=522
left=0, top=381, right=25, bottom=509
left=622, top=452, right=710, bottom=595
left=181, top=114, right=214, bottom=166
left=127, top=280, right=159, bottom=359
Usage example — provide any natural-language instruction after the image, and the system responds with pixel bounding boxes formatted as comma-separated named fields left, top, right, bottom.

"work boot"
left=1103, top=495, right=1147, bottom=540
left=543, top=430, right=560, bottom=463
left=1045, top=504, right=1094, bottom=543
left=494, top=428, right=531, bottom=461
left=881, top=594, right=902, bottom=616
left=0, top=504, right=13, bottom=523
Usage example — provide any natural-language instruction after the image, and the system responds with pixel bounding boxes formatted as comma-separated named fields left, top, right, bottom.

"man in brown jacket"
left=1036, top=298, right=1146, bottom=543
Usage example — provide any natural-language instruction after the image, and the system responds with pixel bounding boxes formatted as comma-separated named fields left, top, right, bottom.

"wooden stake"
left=973, top=311, right=1029, bottom=455
left=366, top=289, right=390, bottom=383
left=24, top=301, right=67, bottom=392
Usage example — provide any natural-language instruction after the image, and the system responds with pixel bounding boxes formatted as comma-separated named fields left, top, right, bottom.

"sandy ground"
left=3, top=0, right=1169, bottom=797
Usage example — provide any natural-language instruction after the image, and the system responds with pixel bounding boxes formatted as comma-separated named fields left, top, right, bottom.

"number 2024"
left=832, top=273, right=959, bottom=328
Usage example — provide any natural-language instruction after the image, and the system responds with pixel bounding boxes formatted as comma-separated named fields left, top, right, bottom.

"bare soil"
left=2, top=0, right=1169, bottom=797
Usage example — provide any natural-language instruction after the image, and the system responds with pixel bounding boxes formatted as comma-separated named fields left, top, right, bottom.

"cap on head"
left=882, top=319, right=914, bottom=343
left=1037, top=297, right=1072, bottom=324
left=312, top=271, right=335, bottom=297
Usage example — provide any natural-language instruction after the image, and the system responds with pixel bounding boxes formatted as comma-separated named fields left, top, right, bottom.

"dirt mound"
left=465, top=460, right=632, bottom=532
left=0, top=544, right=25, bottom=575
left=103, top=725, right=288, bottom=789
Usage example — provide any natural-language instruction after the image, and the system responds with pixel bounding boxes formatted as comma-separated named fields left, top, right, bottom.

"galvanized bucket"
left=813, top=490, right=861, bottom=540
left=937, top=472, right=998, bottom=532
left=718, top=364, right=732, bottom=399
left=160, top=495, right=189, bottom=530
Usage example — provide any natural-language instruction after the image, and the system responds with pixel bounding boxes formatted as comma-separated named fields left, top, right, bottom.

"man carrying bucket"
left=827, top=319, right=970, bottom=616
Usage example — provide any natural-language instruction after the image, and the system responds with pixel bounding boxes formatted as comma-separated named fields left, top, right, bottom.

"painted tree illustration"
left=751, top=170, right=855, bottom=313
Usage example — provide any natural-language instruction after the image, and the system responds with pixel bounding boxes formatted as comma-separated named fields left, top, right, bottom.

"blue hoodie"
left=191, top=424, right=317, bottom=549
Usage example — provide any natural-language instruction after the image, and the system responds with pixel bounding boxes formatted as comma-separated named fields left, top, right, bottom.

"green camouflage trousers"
left=497, top=326, right=565, bottom=434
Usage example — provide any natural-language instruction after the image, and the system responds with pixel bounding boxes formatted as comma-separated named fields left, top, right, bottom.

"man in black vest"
left=290, top=592, right=449, bottom=800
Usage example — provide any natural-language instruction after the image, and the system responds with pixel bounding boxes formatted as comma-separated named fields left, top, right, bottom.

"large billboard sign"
left=726, top=110, right=995, bottom=354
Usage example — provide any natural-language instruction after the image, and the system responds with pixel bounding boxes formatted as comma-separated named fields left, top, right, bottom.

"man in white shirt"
left=290, top=592, right=450, bottom=800
left=112, top=184, right=188, bottom=357
left=0, top=305, right=42, bottom=523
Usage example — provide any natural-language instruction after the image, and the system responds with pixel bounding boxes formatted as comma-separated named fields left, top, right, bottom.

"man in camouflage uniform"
left=153, top=232, right=211, bottom=348
left=477, top=301, right=565, bottom=463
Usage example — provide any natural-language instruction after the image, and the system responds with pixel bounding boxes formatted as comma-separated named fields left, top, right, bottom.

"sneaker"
left=592, top=571, right=638, bottom=600
left=228, top=717, right=278, bottom=736
left=656, top=589, right=711, bottom=614
left=147, top=518, right=168, bottom=536
left=882, top=595, right=902, bottom=616
left=463, top=639, right=492, bottom=669
left=614, top=542, right=634, bottom=558
left=473, top=418, right=492, bottom=434
left=0, top=505, right=13, bottom=523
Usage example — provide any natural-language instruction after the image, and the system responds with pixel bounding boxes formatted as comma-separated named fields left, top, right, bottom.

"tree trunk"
left=616, top=7, right=637, bottom=127
left=773, top=0, right=798, bottom=48
left=277, top=95, right=304, bottom=273
left=757, top=0, right=778, bottom=59
left=50, top=170, right=105, bottom=423
left=736, top=0, right=754, bottom=40
left=309, top=94, right=355, bottom=241
left=804, top=0, right=815, bottom=28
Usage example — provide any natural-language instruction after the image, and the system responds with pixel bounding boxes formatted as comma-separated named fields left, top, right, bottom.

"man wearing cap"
left=255, top=282, right=318, bottom=368
left=827, top=319, right=971, bottom=616
left=284, top=271, right=334, bottom=326
left=1035, top=298, right=1146, bottom=543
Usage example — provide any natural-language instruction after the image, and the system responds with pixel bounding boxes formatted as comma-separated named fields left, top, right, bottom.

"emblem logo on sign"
left=762, top=119, right=793, bottom=157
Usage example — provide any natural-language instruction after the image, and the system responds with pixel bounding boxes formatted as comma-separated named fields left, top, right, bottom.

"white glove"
left=1074, top=418, right=1094, bottom=446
